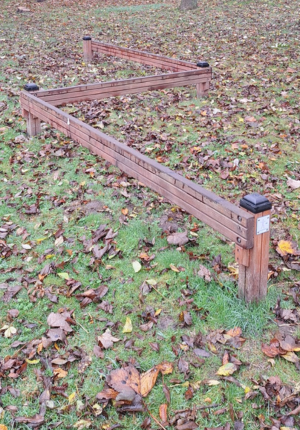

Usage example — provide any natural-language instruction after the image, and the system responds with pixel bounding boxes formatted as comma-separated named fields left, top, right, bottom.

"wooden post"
left=235, top=193, right=272, bottom=302
left=24, top=83, right=41, bottom=136
left=83, top=36, right=93, bottom=63
left=196, top=61, right=210, bottom=97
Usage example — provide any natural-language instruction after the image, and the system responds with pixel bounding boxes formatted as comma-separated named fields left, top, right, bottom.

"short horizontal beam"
left=91, top=40, right=200, bottom=72
left=32, top=69, right=212, bottom=106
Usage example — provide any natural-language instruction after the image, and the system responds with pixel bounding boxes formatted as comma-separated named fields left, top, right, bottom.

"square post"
left=23, top=83, right=41, bottom=136
left=196, top=61, right=210, bottom=97
left=83, top=36, right=93, bottom=63
left=235, top=193, right=272, bottom=302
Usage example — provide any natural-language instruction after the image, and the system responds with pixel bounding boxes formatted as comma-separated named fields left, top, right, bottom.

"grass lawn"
left=0, top=0, right=300, bottom=429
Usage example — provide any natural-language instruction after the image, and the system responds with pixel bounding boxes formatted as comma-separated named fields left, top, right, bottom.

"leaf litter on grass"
left=0, top=0, right=300, bottom=428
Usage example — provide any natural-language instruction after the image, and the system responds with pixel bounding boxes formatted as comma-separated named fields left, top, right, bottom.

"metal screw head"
left=237, top=237, right=241, bottom=244
left=237, top=215, right=242, bottom=222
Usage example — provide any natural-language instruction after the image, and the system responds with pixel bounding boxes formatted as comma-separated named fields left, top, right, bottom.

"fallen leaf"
left=216, top=362, right=238, bottom=376
left=132, top=261, right=142, bottom=273
left=276, top=240, right=297, bottom=257
left=287, top=177, right=300, bottom=190
left=198, top=265, right=211, bottom=282
left=159, top=403, right=168, bottom=423
left=167, top=230, right=189, bottom=246
left=123, top=317, right=133, bottom=333
left=73, top=419, right=92, bottom=429
left=98, top=329, right=120, bottom=349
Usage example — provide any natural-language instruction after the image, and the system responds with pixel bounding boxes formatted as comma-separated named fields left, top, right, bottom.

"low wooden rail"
left=19, top=40, right=272, bottom=302
left=83, top=37, right=212, bottom=97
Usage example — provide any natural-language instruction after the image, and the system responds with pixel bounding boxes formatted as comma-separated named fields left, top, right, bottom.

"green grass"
left=0, top=0, right=300, bottom=428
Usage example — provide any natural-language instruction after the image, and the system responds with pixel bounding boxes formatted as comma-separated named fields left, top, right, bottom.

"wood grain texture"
left=83, top=39, right=92, bottom=62
left=238, top=209, right=271, bottom=301
left=26, top=112, right=41, bottom=136
left=34, top=70, right=212, bottom=106
left=91, top=40, right=200, bottom=72
left=20, top=91, right=254, bottom=249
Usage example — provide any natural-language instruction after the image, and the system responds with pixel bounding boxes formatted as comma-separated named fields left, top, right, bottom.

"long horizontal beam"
left=20, top=91, right=254, bottom=249
left=32, top=69, right=212, bottom=106
left=91, top=40, right=199, bottom=72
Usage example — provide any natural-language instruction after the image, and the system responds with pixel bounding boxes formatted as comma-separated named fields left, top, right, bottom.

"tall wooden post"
left=83, top=36, right=93, bottom=63
left=24, top=83, right=41, bottom=136
left=235, top=193, right=272, bottom=302
left=196, top=61, right=210, bottom=97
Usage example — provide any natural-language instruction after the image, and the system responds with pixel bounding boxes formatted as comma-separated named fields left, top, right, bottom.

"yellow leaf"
left=216, top=362, right=238, bottom=376
left=154, top=309, right=162, bottom=316
left=25, top=359, right=40, bottom=365
left=204, top=397, right=212, bottom=403
left=0, top=425, right=8, bottom=430
left=4, top=326, right=17, bottom=338
left=121, top=208, right=128, bottom=215
left=46, top=254, right=55, bottom=259
left=57, top=272, right=70, bottom=280
left=73, top=419, right=91, bottom=429
left=145, top=279, right=157, bottom=286
left=132, top=261, right=142, bottom=273
left=276, top=240, right=297, bottom=257
left=182, top=381, right=189, bottom=387
left=244, top=386, right=251, bottom=394
left=69, top=392, right=76, bottom=403
left=282, top=351, right=299, bottom=364
left=123, top=317, right=133, bottom=333
left=206, top=380, right=220, bottom=386
left=170, top=264, right=179, bottom=272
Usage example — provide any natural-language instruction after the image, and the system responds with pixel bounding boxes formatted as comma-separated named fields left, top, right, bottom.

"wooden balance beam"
left=19, top=39, right=272, bottom=302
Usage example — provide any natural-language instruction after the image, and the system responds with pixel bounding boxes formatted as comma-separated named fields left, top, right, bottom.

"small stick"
left=151, top=285, right=174, bottom=306
left=143, top=401, right=167, bottom=430
left=77, top=320, right=89, bottom=333
left=175, top=403, right=220, bottom=413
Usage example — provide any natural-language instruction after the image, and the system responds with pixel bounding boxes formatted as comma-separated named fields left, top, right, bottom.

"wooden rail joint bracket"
left=235, top=193, right=272, bottom=303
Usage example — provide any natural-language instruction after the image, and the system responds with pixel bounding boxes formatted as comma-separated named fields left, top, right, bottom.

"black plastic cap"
left=83, top=36, right=92, bottom=41
left=196, top=61, right=209, bottom=68
left=24, top=83, right=39, bottom=92
left=240, top=193, right=272, bottom=214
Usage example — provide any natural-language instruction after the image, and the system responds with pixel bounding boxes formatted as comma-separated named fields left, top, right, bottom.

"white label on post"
left=256, top=215, right=270, bottom=235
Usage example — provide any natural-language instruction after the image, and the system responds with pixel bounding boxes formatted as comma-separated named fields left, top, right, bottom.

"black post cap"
left=83, top=36, right=92, bottom=41
left=196, top=61, right=209, bottom=68
left=24, top=83, right=39, bottom=92
left=240, top=193, right=272, bottom=214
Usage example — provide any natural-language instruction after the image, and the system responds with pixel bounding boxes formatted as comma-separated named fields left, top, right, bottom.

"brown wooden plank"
left=20, top=91, right=254, bottom=248
left=21, top=96, right=250, bottom=243
left=39, top=77, right=210, bottom=106
left=21, top=97, right=251, bottom=247
left=91, top=41, right=199, bottom=71
left=20, top=91, right=252, bottom=228
left=34, top=70, right=211, bottom=105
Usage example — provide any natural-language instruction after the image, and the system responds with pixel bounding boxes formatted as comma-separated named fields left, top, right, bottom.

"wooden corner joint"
left=235, top=244, right=250, bottom=267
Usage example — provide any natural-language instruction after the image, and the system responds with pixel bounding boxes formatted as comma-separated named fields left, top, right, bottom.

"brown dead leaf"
left=98, top=329, right=120, bottom=349
left=159, top=403, right=168, bottom=423
left=287, top=177, right=300, bottom=190
left=167, top=231, right=189, bottom=246
left=140, top=367, right=160, bottom=397
left=47, top=312, right=73, bottom=333
left=197, top=265, right=212, bottom=282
